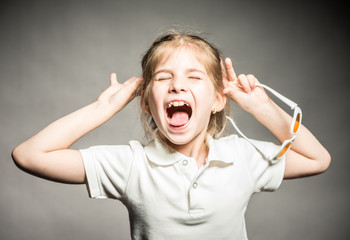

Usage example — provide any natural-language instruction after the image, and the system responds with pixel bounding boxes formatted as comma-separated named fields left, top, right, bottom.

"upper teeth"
left=168, top=101, right=189, bottom=108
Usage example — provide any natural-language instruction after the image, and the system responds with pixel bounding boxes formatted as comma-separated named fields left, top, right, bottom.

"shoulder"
left=213, top=134, right=242, bottom=145
left=80, top=140, right=147, bottom=163
left=211, top=134, right=281, bottom=161
left=207, top=134, right=248, bottom=163
left=211, top=134, right=253, bottom=155
left=218, top=134, right=280, bottom=151
left=83, top=140, right=145, bottom=152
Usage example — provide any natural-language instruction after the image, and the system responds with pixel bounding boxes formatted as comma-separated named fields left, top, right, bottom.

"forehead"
left=154, top=45, right=210, bottom=74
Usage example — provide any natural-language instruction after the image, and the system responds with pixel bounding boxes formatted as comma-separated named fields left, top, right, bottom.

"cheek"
left=143, top=82, right=160, bottom=111
left=193, top=83, right=217, bottom=104
left=141, top=87, right=152, bottom=113
left=147, top=94, right=156, bottom=114
left=148, top=86, right=163, bottom=115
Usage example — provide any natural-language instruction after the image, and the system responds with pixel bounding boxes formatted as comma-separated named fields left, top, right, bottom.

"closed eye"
left=188, top=76, right=201, bottom=80
left=157, top=77, right=171, bottom=81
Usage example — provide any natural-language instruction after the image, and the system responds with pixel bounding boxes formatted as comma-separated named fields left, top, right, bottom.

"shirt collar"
left=144, top=137, right=186, bottom=166
left=145, top=135, right=234, bottom=166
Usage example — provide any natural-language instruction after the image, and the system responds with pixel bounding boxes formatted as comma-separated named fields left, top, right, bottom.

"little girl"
left=12, top=30, right=331, bottom=239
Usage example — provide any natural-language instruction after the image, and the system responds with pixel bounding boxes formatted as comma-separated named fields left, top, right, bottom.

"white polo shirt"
left=80, top=134, right=285, bottom=240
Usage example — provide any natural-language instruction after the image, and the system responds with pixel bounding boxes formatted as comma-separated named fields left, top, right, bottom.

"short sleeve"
left=79, top=144, right=134, bottom=199
left=238, top=138, right=286, bottom=193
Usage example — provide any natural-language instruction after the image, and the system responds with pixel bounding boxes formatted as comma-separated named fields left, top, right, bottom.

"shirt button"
left=182, top=160, right=188, bottom=166
left=193, top=182, right=198, bottom=189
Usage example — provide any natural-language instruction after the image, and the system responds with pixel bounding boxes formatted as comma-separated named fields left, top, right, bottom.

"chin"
left=158, top=131, right=192, bottom=146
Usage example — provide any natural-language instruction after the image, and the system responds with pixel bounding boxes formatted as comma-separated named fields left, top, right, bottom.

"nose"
left=169, top=76, right=188, bottom=93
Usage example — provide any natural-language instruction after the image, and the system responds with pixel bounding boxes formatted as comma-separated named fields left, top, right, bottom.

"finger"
left=223, top=86, right=234, bottom=95
left=223, top=85, right=240, bottom=101
left=247, top=74, right=257, bottom=89
left=132, top=77, right=143, bottom=97
left=124, top=77, right=143, bottom=92
left=225, top=58, right=237, bottom=81
left=123, top=76, right=142, bottom=86
left=220, top=58, right=227, bottom=78
left=237, top=74, right=251, bottom=93
left=110, top=73, right=118, bottom=85
left=123, top=77, right=143, bottom=99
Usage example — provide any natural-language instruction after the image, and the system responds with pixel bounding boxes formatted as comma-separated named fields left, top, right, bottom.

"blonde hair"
left=139, top=30, right=230, bottom=139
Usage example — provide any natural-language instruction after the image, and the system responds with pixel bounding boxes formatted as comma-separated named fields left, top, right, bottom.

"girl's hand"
left=223, top=58, right=331, bottom=179
left=97, top=73, right=143, bottom=112
left=12, top=73, right=143, bottom=184
left=223, top=58, right=270, bottom=115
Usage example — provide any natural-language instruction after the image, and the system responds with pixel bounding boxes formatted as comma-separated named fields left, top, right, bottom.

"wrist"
left=251, top=99, right=280, bottom=122
left=251, top=100, right=293, bottom=138
left=94, top=99, right=122, bottom=117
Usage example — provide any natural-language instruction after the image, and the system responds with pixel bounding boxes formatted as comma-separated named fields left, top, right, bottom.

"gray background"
left=1, top=0, right=349, bottom=239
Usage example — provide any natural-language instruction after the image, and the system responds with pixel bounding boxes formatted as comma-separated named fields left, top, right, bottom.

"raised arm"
left=223, top=58, right=331, bottom=179
left=12, top=73, right=142, bottom=184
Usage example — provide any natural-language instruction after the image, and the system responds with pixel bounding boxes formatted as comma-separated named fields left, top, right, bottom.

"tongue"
left=169, top=112, right=189, bottom=127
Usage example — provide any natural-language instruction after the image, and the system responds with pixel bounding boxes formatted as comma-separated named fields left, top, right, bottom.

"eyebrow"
left=154, top=68, right=205, bottom=75
left=186, top=68, right=206, bottom=74
left=154, top=69, right=172, bottom=75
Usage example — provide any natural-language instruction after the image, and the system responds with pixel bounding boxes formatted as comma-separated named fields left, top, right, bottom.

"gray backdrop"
left=1, top=0, right=349, bottom=239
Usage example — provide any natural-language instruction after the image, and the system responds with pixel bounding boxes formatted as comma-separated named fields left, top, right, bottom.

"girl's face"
left=148, top=47, right=222, bottom=149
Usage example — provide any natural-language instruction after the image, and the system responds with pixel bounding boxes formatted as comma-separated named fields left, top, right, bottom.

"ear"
left=214, top=91, right=227, bottom=112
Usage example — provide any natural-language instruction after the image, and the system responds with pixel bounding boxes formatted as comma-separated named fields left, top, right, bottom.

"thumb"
left=123, top=77, right=143, bottom=98
left=110, top=73, right=118, bottom=85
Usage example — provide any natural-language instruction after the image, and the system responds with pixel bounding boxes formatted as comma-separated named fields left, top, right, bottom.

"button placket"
left=180, top=158, right=197, bottom=181
left=188, top=163, right=211, bottom=215
left=190, top=161, right=209, bottom=190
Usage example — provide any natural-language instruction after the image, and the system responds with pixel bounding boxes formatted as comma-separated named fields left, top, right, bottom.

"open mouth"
left=166, top=101, right=192, bottom=127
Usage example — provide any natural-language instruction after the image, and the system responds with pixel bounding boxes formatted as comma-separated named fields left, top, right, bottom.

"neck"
left=162, top=131, right=209, bottom=168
